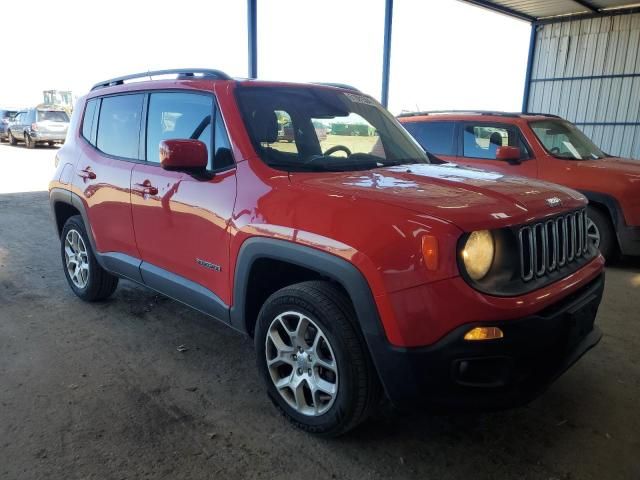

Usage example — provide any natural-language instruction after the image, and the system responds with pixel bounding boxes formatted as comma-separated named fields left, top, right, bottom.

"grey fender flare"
left=229, top=237, right=401, bottom=395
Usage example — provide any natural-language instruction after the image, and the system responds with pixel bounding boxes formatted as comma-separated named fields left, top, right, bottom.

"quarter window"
left=82, top=99, right=99, bottom=144
left=403, top=121, right=456, bottom=156
left=213, top=110, right=234, bottom=169
left=96, top=94, right=144, bottom=159
left=146, top=92, right=213, bottom=166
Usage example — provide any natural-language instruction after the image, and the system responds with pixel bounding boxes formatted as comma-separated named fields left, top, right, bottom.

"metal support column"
left=381, top=0, right=393, bottom=108
left=522, top=23, right=537, bottom=113
left=248, top=0, right=257, bottom=78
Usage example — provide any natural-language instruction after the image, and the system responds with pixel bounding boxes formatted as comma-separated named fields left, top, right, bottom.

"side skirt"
left=96, top=251, right=233, bottom=329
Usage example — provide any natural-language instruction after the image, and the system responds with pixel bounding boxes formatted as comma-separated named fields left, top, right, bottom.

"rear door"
left=455, top=122, right=538, bottom=177
left=12, top=112, right=26, bottom=139
left=73, top=94, right=144, bottom=273
left=130, top=90, right=237, bottom=307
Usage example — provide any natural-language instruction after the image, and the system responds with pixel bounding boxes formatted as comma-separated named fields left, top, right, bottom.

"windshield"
left=530, top=119, right=605, bottom=160
left=37, top=110, right=69, bottom=122
left=236, top=86, right=429, bottom=172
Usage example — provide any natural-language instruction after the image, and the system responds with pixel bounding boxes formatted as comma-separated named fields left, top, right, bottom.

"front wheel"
left=61, top=215, right=119, bottom=301
left=587, top=206, right=618, bottom=262
left=8, top=131, right=17, bottom=145
left=255, top=280, right=381, bottom=437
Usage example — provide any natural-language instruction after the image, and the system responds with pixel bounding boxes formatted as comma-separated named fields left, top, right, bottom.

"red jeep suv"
left=399, top=111, right=640, bottom=261
left=50, top=70, right=605, bottom=436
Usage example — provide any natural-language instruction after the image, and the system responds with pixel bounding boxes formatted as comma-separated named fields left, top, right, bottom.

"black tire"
left=587, top=206, right=618, bottom=262
left=25, top=133, right=35, bottom=149
left=8, top=131, right=17, bottom=145
left=60, top=215, right=118, bottom=301
left=255, top=280, right=382, bottom=437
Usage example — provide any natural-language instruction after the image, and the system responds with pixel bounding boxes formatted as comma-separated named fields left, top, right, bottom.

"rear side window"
left=403, top=121, right=456, bottom=156
left=82, top=99, right=99, bottom=143
left=96, top=94, right=144, bottom=159
left=37, top=110, right=69, bottom=122
left=146, top=92, right=213, bottom=166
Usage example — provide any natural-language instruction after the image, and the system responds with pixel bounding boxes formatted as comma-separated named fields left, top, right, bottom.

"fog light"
left=464, top=326, right=504, bottom=341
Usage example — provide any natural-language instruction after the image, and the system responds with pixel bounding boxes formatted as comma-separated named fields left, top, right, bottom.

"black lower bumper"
left=372, top=274, right=605, bottom=411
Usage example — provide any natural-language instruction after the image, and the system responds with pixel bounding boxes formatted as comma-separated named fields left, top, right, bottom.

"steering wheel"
left=324, top=145, right=352, bottom=156
left=550, top=147, right=560, bottom=154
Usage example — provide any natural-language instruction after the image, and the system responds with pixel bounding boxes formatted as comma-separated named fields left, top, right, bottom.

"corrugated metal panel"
left=526, top=12, right=640, bottom=158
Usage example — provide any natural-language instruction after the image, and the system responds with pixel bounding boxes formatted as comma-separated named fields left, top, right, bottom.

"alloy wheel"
left=64, top=229, right=90, bottom=289
left=586, top=217, right=601, bottom=249
left=265, top=311, right=338, bottom=416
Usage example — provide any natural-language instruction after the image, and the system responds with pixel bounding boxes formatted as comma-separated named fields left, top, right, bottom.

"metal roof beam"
left=571, top=0, right=599, bottom=13
left=457, top=0, right=536, bottom=22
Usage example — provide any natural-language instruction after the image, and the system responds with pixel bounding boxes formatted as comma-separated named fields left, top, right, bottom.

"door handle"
left=134, top=180, right=158, bottom=196
left=78, top=168, right=96, bottom=180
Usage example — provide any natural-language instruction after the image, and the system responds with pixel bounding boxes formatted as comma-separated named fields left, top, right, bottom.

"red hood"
left=290, top=163, right=587, bottom=231
left=571, top=156, right=640, bottom=177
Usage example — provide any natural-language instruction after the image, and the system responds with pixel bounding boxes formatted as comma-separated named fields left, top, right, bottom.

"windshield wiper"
left=378, top=158, right=428, bottom=167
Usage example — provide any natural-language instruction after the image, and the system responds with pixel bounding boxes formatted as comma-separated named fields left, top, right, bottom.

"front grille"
left=518, top=209, right=589, bottom=282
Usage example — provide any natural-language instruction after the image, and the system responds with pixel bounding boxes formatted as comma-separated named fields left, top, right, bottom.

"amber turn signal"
left=421, top=235, right=439, bottom=270
left=463, top=326, right=504, bottom=341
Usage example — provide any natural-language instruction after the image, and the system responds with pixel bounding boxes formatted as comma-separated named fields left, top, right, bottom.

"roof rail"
left=312, top=82, right=361, bottom=92
left=524, top=112, right=561, bottom=118
left=397, top=110, right=522, bottom=118
left=397, top=110, right=564, bottom=119
left=91, top=68, right=231, bottom=91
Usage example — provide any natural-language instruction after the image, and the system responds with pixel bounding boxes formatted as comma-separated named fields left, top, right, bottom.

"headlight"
left=462, top=230, right=494, bottom=280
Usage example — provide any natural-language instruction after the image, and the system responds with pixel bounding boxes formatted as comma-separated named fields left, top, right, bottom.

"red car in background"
left=399, top=111, right=640, bottom=261
left=49, top=71, right=604, bottom=436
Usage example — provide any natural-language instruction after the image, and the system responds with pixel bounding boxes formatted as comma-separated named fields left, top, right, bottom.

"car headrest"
left=489, top=132, right=503, bottom=146
left=249, top=109, right=278, bottom=144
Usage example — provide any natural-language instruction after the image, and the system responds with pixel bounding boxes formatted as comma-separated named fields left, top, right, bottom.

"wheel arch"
left=580, top=190, right=623, bottom=247
left=49, top=188, right=99, bottom=255
left=230, top=238, right=382, bottom=336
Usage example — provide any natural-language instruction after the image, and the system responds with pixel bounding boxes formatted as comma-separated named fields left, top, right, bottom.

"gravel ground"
left=0, top=144, right=639, bottom=479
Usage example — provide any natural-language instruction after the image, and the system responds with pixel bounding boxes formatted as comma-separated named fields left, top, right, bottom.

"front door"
left=454, top=122, right=538, bottom=178
left=130, top=91, right=237, bottom=306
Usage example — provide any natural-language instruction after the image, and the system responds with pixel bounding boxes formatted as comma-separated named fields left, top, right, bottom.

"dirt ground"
left=0, top=143, right=639, bottom=479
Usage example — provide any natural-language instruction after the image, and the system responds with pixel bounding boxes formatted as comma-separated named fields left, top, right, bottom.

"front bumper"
left=372, top=273, right=604, bottom=411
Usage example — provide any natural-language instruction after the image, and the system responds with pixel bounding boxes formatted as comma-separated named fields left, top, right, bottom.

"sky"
left=0, top=0, right=530, bottom=115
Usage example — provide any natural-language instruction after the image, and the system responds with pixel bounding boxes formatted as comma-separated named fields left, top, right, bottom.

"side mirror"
left=496, top=146, right=521, bottom=164
left=160, top=139, right=208, bottom=171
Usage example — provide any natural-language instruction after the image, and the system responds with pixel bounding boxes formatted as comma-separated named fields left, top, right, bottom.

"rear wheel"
left=587, top=206, right=618, bottom=262
left=8, top=131, right=17, bottom=145
left=255, top=280, right=381, bottom=437
left=61, top=215, right=118, bottom=301
left=24, top=133, right=35, bottom=149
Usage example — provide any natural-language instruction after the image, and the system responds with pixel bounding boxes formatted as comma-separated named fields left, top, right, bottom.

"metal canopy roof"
left=460, top=0, right=640, bottom=22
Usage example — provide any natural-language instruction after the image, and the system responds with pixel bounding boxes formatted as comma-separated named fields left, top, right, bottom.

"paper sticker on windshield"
left=343, top=92, right=378, bottom=106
